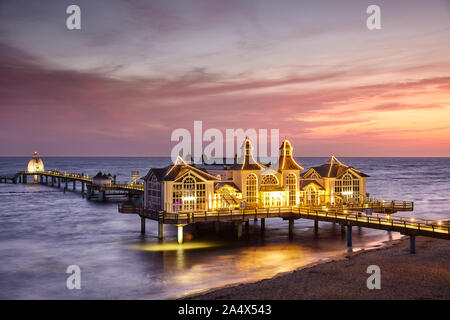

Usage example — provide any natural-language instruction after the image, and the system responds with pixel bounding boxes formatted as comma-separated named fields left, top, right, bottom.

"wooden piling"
left=347, top=225, right=352, bottom=247
left=215, top=221, right=220, bottom=234
left=158, top=221, right=163, bottom=240
left=237, top=221, right=243, bottom=240
left=288, top=218, right=294, bottom=236
left=410, top=235, right=416, bottom=254
left=178, top=225, right=184, bottom=244
left=140, top=217, right=146, bottom=234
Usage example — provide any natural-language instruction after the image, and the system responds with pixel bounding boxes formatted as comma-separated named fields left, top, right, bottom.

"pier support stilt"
left=254, top=218, right=257, bottom=222
left=98, top=191, right=104, bottom=201
left=81, top=182, right=85, bottom=194
left=314, top=220, right=319, bottom=238
left=261, top=218, right=265, bottom=231
left=347, top=225, right=352, bottom=247
left=140, top=217, right=146, bottom=234
left=73, top=180, right=76, bottom=191
left=288, top=218, right=294, bottom=236
left=410, top=235, right=416, bottom=254
left=245, top=220, right=249, bottom=229
left=237, top=221, right=243, bottom=240
left=215, top=221, right=220, bottom=234
left=58, top=177, right=61, bottom=188
left=158, top=221, right=164, bottom=240
left=177, top=225, right=183, bottom=245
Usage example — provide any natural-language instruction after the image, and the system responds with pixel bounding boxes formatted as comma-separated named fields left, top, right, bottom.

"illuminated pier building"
left=27, top=151, right=45, bottom=182
left=27, top=151, right=45, bottom=173
left=143, top=139, right=369, bottom=213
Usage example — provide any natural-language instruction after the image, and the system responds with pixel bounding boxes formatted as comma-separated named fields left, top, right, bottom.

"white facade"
left=144, top=140, right=369, bottom=213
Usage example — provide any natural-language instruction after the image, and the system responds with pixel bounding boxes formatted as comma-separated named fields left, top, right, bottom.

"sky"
left=1, top=0, right=450, bottom=157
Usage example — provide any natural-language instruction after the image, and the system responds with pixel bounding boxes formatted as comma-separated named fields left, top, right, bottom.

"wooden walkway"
left=121, top=203, right=449, bottom=250
left=133, top=206, right=448, bottom=239
left=1, top=170, right=144, bottom=201
left=345, top=200, right=413, bottom=213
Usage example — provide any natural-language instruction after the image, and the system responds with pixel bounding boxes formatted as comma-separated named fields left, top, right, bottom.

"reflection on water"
left=133, top=241, right=224, bottom=252
left=0, top=157, right=448, bottom=299
left=123, top=220, right=402, bottom=299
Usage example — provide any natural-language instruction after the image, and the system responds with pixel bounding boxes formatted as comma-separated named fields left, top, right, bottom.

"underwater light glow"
left=131, top=241, right=224, bottom=252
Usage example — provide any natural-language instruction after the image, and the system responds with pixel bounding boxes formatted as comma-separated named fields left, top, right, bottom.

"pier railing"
left=345, top=200, right=413, bottom=211
left=136, top=206, right=449, bottom=238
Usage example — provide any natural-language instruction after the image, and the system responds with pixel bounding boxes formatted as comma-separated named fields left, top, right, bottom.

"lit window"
left=286, top=173, right=297, bottom=206
left=246, top=174, right=257, bottom=203
left=261, top=175, right=278, bottom=185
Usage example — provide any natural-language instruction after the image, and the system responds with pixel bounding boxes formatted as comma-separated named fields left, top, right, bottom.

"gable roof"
left=214, top=182, right=241, bottom=193
left=165, top=164, right=219, bottom=182
left=303, top=156, right=369, bottom=178
left=299, top=179, right=325, bottom=190
left=144, top=156, right=220, bottom=182
left=144, top=166, right=171, bottom=181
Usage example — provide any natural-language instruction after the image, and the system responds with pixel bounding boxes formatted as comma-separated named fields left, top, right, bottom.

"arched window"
left=286, top=173, right=297, bottom=206
left=183, top=177, right=195, bottom=196
left=172, top=174, right=206, bottom=212
left=261, top=175, right=278, bottom=185
left=182, top=177, right=195, bottom=211
left=335, top=173, right=360, bottom=202
left=343, top=174, right=352, bottom=193
left=310, top=173, right=319, bottom=179
left=306, top=185, right=317, bottom=205
left=246, top=174, right=257, bottom=203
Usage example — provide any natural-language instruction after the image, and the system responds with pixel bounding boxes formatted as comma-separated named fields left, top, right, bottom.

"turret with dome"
left=27, top=151, right=45, bottom=173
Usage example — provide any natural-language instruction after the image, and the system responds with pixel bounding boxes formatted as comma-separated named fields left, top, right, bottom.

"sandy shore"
left=185, top=236, right=450, bottom=300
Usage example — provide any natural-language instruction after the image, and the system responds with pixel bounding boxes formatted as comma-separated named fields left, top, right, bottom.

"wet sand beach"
left=186, top=237, right=450, bottom=300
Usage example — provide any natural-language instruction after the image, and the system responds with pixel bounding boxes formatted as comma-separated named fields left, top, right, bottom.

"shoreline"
left=183, top=236, right=450, bottom=300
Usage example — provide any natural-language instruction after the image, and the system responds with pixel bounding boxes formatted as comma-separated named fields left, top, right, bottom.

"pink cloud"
left=1, top=43, right=449, bottom=156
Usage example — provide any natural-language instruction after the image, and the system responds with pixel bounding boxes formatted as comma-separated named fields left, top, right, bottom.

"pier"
left=1, top=170, right=144, bottom=202
left=120, top=203, right=449, bottom=252
left=2, top=151, right=448, bottom=254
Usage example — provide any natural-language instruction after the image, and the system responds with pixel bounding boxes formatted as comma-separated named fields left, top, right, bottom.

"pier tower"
left=27, top=151, right=45, bottom=182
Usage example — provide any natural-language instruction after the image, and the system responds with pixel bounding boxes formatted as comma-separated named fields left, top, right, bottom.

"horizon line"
left=1, top=155, right=450, bottom=158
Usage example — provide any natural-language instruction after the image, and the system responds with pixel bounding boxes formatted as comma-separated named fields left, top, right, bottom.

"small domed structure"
left=92, top=172, right=112, bottom=186
left=27, top=151, right=45, bottom=173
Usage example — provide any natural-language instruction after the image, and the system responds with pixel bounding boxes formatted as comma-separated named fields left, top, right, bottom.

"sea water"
left=0, top=157, right=449, bottom=299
